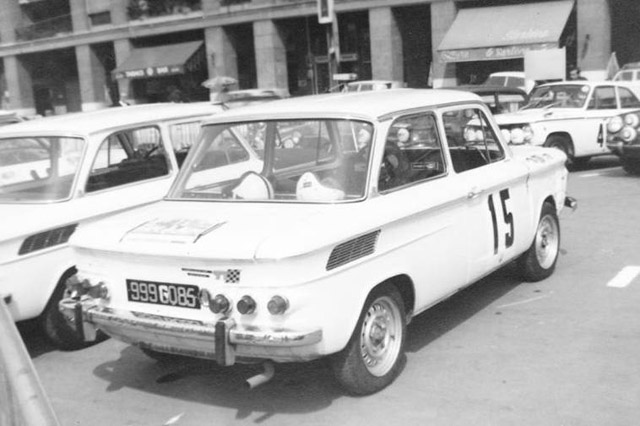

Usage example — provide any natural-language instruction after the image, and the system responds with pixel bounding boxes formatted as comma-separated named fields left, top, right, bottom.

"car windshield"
left=170, top=119, right=374, bottom=203
left=523, top=84, right=590, bottom=109
left=0, top=136, right=84, bottom=203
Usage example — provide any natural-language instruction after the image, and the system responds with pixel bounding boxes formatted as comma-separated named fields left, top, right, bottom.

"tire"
left=41, top=269, right=108, bottom=350
left=545, top=135, right=575, bottom=168
left=41, top=269, right=89, bottom=350
left=621, top=157, right=640, bottom=175
left=331, top=285, right=406, bottom=396
left=572, top=156, right=591, bottom=169
left=517, top=202, right=560, bottom=282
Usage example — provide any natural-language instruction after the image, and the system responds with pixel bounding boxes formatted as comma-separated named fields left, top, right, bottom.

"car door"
left=440, top=105, right=532, bottom=281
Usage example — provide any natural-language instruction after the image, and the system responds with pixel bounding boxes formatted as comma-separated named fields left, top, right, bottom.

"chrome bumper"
left=59, top=297, right=323, bottom=365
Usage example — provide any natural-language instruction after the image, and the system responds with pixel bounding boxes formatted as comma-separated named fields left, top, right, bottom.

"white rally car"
left=61, top=89, right=573, bottom=395
left=0, top=102, right=226, bottom=349
left=493, top=81, right=640, bottom=167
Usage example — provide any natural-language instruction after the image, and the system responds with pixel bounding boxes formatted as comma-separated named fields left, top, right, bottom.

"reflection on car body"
left=61, top=89, right=571, bottom=395
left=0, top=102, right=224, bottom=349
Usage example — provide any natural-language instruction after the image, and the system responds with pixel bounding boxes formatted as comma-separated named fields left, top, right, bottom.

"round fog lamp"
left=211, top=294, right=231, bottom=314
left=267, top=296, right=289, bottom=315
left=621, top=126, right=637, bottom=143
left=608, top=116, right=624, bottom=134
left=237, top=295, right=256, bottom=315
left=624, top=113, right=640, bottom=128
left=510, top=128, right=525, bottom=144
left=501, top=129, right=511, bottom=143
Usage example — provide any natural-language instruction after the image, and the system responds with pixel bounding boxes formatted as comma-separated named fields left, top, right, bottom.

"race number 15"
left=488, top=188, right=514, bottom=254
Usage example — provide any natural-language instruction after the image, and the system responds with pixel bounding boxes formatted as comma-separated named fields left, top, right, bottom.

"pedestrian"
left=568, top=67, right=587, bottom=81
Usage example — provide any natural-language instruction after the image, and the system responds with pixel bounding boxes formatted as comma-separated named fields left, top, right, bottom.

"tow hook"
left=564, top=196, right=578, bottom=211
left=245, top=361, right=275, bottom=390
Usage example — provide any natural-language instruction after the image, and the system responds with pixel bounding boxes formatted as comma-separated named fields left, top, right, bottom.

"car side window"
left=86, top=126, right=169, bottom=193
left=378, top=113, right=445, bottom=192
left=442, top=107, right=505, bottom=173
left=169, top=120, right=202, bottom=167
left=618, top=87, right=640, bottom=108
left=588, top=86, right=617, bottom=110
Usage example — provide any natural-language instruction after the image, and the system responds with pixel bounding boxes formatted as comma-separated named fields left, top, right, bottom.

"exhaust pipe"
left=245, top=361, right=275, bottom=390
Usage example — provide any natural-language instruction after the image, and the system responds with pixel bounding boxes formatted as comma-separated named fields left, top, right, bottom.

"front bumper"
left=59, top=297, right=323, bottom=365
left=606, top=142, right=640, bottom=158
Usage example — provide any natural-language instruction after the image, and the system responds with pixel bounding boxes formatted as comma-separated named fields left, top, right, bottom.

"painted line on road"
left=577, top=167, right=621, bottom=178
left=496, top=294, right=550, bottom=309
left=606, top=266, right=640, bottom=288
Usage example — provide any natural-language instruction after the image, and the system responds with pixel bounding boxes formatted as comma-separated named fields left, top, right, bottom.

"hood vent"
left=326, top=230, right=381, bottom=271
left=19, top=224, right=78, bottom=256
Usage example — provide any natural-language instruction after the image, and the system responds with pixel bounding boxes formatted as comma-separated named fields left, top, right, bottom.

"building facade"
left=0, top=0, right=624, bottom=116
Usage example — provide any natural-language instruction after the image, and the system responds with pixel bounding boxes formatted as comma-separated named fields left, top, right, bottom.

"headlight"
left=522, top=125, right=534, bottom=141
left=607, top=116, right=624, bottom=134
left=624, top=113, right=640, bottom=128
left=620, top=126, right=637, bottom=143
left=501, top=128, right=511, bottom=143
left=510, top=128, right=525, bottom=144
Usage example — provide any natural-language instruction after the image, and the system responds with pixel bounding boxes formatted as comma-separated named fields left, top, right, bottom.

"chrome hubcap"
left=360, top=296, right=402, bottom=377
left=535, top=215, right=559, bottom=269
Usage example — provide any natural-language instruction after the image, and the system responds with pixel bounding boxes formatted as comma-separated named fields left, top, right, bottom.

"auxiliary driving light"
left=621, top=126, right=638, bottom=143
left=608, top=116, right=624, bottom=133
left=267, top=295, right=289, bottom=315
left=624, top=113, right=640, bottom=128
left=237, top=295, right=256, bottom=315
left=211, top=294, right=231, bottom=314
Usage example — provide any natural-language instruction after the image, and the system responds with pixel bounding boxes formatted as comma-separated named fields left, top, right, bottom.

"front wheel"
left=517, top=202, right=560, bottom=282
left=545, top=135, right=575, bottom=168
left=331, top=285, right=406, bottom=395
left=621, top=157, right=640, bottom=175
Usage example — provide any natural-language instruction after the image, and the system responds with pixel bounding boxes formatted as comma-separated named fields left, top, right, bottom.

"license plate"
left=126, top=279, right=200, bottom=309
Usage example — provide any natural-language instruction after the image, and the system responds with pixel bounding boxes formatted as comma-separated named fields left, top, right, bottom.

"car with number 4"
left=0, top=102, right=225, bottom=349
left=60, top=89, right=573, bottom=395
left=492, top=81, right=640, bottom=167
left=605, top=108, right=640, bottom=174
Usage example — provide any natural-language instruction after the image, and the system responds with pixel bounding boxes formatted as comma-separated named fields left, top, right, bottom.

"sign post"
left=318, top=0, right=339, bottom=91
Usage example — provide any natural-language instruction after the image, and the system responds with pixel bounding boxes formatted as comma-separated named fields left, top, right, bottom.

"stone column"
left=111, top=0, right=129, bottom=25
left=0, top=0, right=21, bottom=43
left=253, top=20, right=288, bottom=89
left=4, top=56, right=35, bottom=115
left=69, top=0, right=89, bottom=32
left=369, top=7, right=403, bottom=82
left=76, top=45, right=108, bottom=111
left=113, top=39, right=133, bottom=102
left=577, top=0, right=610, bottom=79
left=205, top=26, right=238, bottom=81
left=431, top=1, right=457, bottom=88
left=202, top=0, right=221, bottom=14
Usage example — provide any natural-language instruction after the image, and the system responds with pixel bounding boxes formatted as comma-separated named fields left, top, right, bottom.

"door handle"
left=467, top=187, right=484, bottom=199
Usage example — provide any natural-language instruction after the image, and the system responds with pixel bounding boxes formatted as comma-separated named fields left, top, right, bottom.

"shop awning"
left=437, top=0, right=574, bottom=63
left=112, top=41, right=204, bottom=79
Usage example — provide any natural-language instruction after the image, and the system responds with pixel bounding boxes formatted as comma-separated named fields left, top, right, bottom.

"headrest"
left=296, top=172, right=345, bottom=202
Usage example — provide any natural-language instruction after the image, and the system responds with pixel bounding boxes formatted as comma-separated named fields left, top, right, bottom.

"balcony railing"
left=15, top=15, right=73, bottom=42
left=128, top=0, right=202, bottom=21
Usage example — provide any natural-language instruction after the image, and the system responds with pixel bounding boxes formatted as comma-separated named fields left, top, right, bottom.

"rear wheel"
left=331, top=285, right=406, bottom=395
left=517, top=202, right=560, bottom=282
left=545, top=135, right=576, bottom=168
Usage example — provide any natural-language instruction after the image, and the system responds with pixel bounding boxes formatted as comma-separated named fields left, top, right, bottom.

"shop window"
left=86, top=126, right=169, bottom=192
left=379, top=113, right=445, bottom=192
left=442, top=108, right=505, bottom=173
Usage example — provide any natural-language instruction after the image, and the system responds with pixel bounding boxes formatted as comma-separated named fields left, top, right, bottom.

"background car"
left=444, top=85, right=529, bottom=115
left=219, top=88, right=290, bottom=109
left=605, top=109, right=640, bottom=174
left=493, top=80, right=640, bottom=167
left=484, top=71, right=536, bottom=94
left=345, top=79, right=406, bottom=92
left=61, top=89, right=570, bottom=395
left=0, top=102, right=224, bottom=349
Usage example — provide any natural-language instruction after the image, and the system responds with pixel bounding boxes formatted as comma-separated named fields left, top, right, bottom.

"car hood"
left=494, top=108, right=583, bottom=125
left=71, top=200, right=379, bottom=261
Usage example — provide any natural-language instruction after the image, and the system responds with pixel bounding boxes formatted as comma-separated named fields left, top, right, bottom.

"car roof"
left=203, top=89, right=481, bottom=123
left=489, top=72, right=527, bottom=78
left=0, top=102, right=223, bottom=137
left=347, top=80, right=402, bottom=85
left=535, top=80, right=631, bottom=88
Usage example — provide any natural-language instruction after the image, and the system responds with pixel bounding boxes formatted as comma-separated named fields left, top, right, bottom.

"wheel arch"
left=40, top=265, right=77, bottom=316
left=545, top=132, right=574, bottom=152
left=371, top=274, right=415, bottom=322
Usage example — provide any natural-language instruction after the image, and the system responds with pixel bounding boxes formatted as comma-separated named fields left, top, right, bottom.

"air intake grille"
left=19, top=224, right=78, bottom=255
left=326, top=230, right=381, bottom=271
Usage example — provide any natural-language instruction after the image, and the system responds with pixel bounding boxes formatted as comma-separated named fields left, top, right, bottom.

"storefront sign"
left=113, top=64, right=185, bottom=80
left=439, top=42, right=557, bottom=63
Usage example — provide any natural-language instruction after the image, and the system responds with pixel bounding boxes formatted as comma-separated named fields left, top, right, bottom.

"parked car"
left=484, top=71, right=536, bottom=94
left=345, top=80, right=406, bottom=92
left=0, top=102, right=225, bottom=349
left=492, top=81, right=640, bottom=167
left=60, top=89, right=571, bottom=395
left=612, top=62, right=640, bottom=83
left=605, top=109, right=640, bottom=174
left=445, top=85, right=529, bottom=115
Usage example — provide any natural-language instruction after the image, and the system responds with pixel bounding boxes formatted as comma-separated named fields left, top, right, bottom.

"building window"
left=89, top=12, right=111, bottom=26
